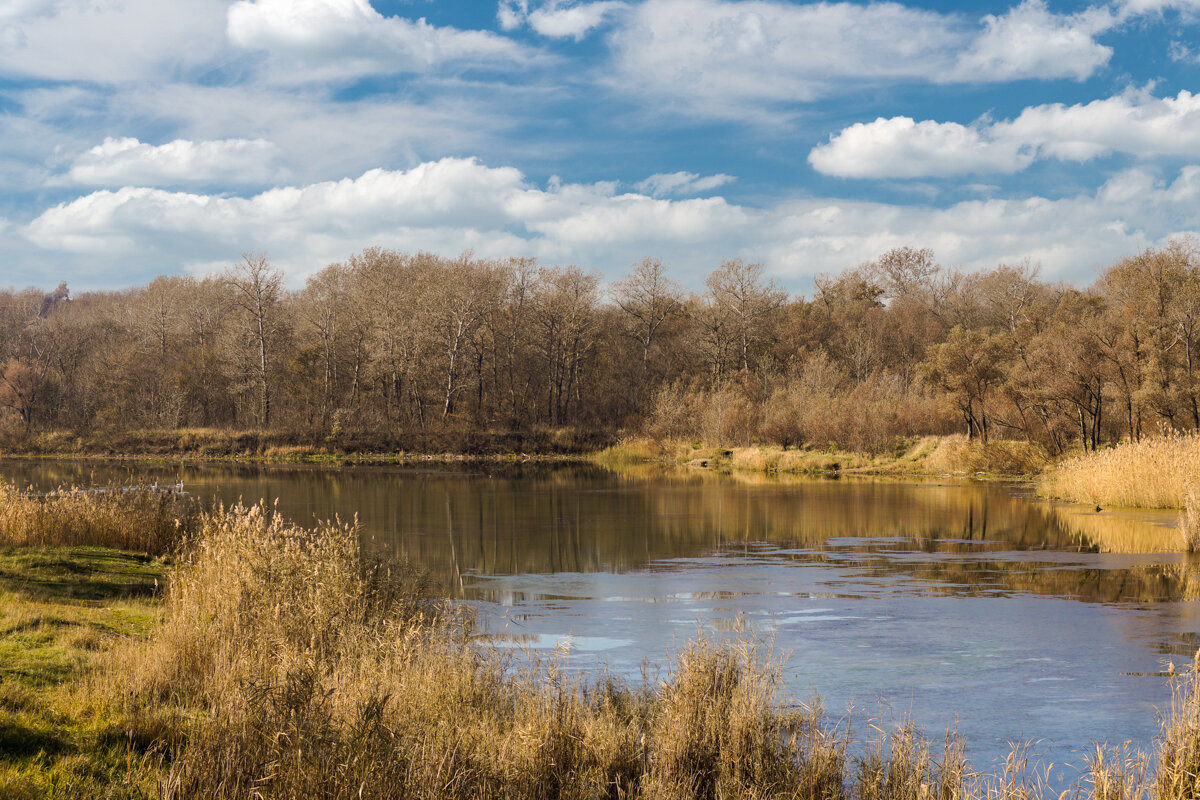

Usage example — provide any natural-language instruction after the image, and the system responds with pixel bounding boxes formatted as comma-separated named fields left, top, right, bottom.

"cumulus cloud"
left=953, top=0, right=1114, bottom=82
left=608, top=0, right=1115, bottom=120
left=498, top=0, right=627, bottom=39
left=762, top=166, right=1200, bottom=281
left=633, top=172, right=735, bottom=196
left=18, top=156, right=1200, bottom=289
left=810, top=89, right=1200, bottom=178
left=23, top=158, right=747, bottom=282
left=21, top=82, right=530, bottom=189
left=809, top=118, right=1032, bottom=178
left=227, top=0, right=534, bottom=80
left=67, top=137, right=282, bottom=187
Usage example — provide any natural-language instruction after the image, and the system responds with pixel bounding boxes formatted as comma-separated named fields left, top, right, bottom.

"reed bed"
left=91, top=500, right=1200, bottom=800
left=0, top=480, right=198, bottom=554
left=105, top=503, right=853, bottom=799
left=925, top=435, right=1051, bottom=477
left=1039, top=435, right=1200, bottom=510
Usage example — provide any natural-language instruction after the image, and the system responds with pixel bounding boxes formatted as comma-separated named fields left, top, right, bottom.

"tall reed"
left=104, top=503, right=850, bottom=799
left=0, top=479, right=198, bottom=554
left=1181, top=491, right=1200, bottom=553
left=1039, top=435, right=1200, bottom=509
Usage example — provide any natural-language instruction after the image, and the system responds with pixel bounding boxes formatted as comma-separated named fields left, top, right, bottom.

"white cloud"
left=0, top=0, right=228, bottom=83
left=953, top=0, right=1114, bottom=82
left=762, top=166, right=1200, bottom=281
left=809, top=117, right=1032, bottom=179
left=228, top=0, right=535, bottom=80
left=67, top=137, right=282, bottom=187
left=633, top=171, right=735, bottom=196
left=1005, top=89, right=1200, bottom=161
left=18, top=156, right=1200, bottom=289
left=23, top=158, right=746, bottom=283
left=608, top=0, right=1115, bottom=121
left=13, top=80, right=539, bottom=191
left=810, top=89, right=1200, bottom=178
left=499, top=0, right=627, bottom=39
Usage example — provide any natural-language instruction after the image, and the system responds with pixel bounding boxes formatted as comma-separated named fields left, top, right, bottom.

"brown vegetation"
left=6, top=240, right=1200, bottom=461
left=94, top=504, right=1200, bottom=799
left=0, top=481, right=197, bottom=554
left=1040, top=434, right=1200, bottom=509
left=109, top=502, right=852, bottom=799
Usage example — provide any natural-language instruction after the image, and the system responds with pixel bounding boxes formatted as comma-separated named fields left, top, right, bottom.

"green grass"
left=0, top=546, right=164, bottom=799
left=0, top=547, right=161, bottom=606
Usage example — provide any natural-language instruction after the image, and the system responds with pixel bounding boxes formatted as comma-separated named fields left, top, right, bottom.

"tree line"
left=2, top=240, right=1198, bottom=454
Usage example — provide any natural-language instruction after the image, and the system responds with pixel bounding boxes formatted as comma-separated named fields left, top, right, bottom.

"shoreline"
left=4, top=429, right=1197, bottom=514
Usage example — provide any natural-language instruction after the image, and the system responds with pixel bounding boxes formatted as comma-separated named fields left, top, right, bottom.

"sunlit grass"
left=596, top=434, right=1056, bottom=478
left=1040, top=435, right=1200, bottom=510
left=0, top=481, right=197, bottom=555
left=0, top=546, right=165, bottom=799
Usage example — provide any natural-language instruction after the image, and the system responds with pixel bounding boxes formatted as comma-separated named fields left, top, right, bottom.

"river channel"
left=2, top=458, right=1193, bottom=782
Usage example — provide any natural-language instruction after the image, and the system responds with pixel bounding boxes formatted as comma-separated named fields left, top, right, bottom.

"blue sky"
left=2, top=0, right=1200, bottom=292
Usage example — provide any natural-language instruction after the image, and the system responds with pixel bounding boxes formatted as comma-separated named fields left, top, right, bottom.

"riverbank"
left=8, top=425, right=1200, bottom=519
left=0, top=545, right=166, bottom=798
left=0, top=428, right=610, bottom=466
left=3, top=483, right=1200, bottom=798
left=0, top=427, right=1055, bottom=478
left=594, top=434, right=1052, bottom=479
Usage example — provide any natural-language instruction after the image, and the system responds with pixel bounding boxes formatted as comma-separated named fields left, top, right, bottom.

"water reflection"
left=0, top=459, right=1187, bottom=603
left=2, top=457, right=1197, bottom=777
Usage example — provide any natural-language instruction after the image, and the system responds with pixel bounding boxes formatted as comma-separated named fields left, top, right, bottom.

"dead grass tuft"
left=926, top=435, right=1050, bottom=477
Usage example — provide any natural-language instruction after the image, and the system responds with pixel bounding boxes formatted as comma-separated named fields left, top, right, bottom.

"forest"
left=2, top=240, right=1198, bottom=456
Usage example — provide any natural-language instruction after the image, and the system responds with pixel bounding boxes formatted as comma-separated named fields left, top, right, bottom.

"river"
left=2, top=458, right=1193, bottom=782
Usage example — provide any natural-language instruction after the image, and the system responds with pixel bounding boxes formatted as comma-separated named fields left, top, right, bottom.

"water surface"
left=3, top=458, right=1194, bottom=781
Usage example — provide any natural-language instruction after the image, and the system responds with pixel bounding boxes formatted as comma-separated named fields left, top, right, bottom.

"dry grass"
left=98, top=503, right=851, bottom=799
left=855, top=723, right=967, bottom=800
left=0, top=481, right=198, bottom=555
left=95, top=501, right=1200, bottom=800
left=728, top=446, right=873, bottom=475
left=1039, top=435, right=1200, bottom=509
left=598, top=435, right=1052, bottom=478
left=1181, top=491, right=1200, bottom=553
left=925, top=435, right=1051, bottom=477
left=1155, top=652, right=1200, bottom=800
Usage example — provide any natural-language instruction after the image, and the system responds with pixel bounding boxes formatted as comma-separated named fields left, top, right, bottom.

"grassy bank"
left=595, top=434, right=1052, bottom=478
left=1, top=427, right=610, bottom=464
left=0, top=485, right=193, bottom=797
left=0, top=545, right=166, bottom=798
left=5, top=484, right=1200, bottom=798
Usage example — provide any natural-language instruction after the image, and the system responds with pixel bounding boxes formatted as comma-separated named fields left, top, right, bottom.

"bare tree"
left=434, top=255, right=505, bottom=418
left=612, top=257, right=685, bottom=375
left=298, top=263, right=351, bottom=426
left=705, top=259, right=787, bottom=374
left=225, top=253, right=283, bottom=428
left=533, top=266, right=600, bottom=425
